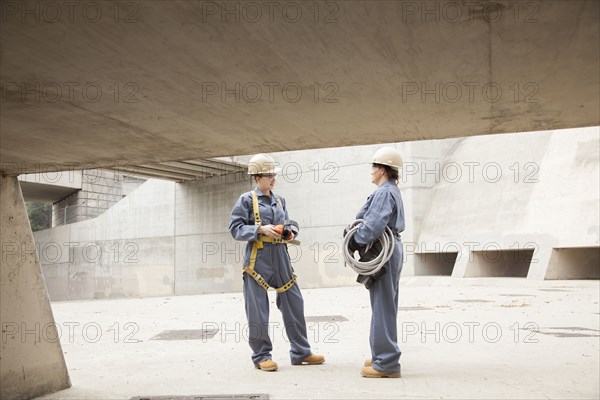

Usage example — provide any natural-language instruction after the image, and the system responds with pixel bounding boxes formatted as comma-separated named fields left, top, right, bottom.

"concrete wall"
left=0, top=176, right=70, bottom=399
left=52, top=170, right=124, bottom=227
left=35, top=179, right=176, bottom=300
left=33, top=138, right=456, bottom=299
left=174, top=171, right=250, bottom=294
left=417, top=127, right=600, bottom=279
left=32, top=127, right=600, bottom=300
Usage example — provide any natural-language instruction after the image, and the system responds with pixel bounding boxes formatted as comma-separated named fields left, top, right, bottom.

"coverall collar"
left=378, top=178, right=393, bottom=188
left=253, top=187, right=277, bottom=204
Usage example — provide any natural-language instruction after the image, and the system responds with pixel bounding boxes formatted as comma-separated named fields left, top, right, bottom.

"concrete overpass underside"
left=1, top=0, right=599, bottom=174
left=0, top=1, right=599, bottom=399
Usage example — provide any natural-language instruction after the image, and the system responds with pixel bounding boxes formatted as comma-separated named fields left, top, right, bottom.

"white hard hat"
left=372, top=147, right=403, bottom=170
left=247, top=153, right=282, bottom=175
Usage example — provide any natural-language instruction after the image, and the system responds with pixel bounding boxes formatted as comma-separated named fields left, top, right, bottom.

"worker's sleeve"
left=228, top=194, right=260, bottom=241
left=355, top=196, right=371, bottom=219
left=281, top=196, right=289, bottom=221
left=280, top=195, right=299, bottom=239
left=353, top=190, right=394, bottom=245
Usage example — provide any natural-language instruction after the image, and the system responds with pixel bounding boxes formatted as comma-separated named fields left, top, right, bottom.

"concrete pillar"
left=527, top=246, right=558, bottom=280
left=0, top=175, right=70, bottom=399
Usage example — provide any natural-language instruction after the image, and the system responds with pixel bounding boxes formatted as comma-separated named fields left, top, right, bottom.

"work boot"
left=292, top=354, right=325, bottom=365
left=255, top=359, right=278, bottom=371
left=364, top=359, right=372, bottom=367
left=361, top=366, right=401, bottom=378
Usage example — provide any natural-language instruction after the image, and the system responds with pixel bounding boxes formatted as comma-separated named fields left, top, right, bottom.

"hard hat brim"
left=248, top=166, right=282, bottom=175
left=372, top=161, right=400, bottom=171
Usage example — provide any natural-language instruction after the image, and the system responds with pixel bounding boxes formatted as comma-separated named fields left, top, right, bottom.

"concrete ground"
left=35, top=277, right=599, bottom=400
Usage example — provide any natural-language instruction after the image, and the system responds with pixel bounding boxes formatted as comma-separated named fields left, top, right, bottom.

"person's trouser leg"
left=243, top=274, right=273, bottom=365
left=272, top=245, right=312, bottom=364
left=276, top=283, right=312, bottom=364
left=369, top=241, right=402, bottom=373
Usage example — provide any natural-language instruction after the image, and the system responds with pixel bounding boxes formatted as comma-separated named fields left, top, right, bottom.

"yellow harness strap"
left=243, top=191, right=297, bottom=294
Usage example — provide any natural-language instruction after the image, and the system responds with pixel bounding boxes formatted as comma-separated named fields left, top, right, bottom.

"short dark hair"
left=373, top=163, right=399, bottom=182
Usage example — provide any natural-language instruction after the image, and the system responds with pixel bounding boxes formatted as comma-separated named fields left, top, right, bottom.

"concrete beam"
left=165, top=159, right=246, bottom=175
left=103, top=165, right=200, bottom=182
left=100, top=159, right=247, bottom=182
left=18, top=172, right=82, bottom=202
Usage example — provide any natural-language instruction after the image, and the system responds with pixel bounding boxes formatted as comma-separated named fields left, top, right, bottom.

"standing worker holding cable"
left=343, top=146, right=405, bottom=378
left=229, top=153, right=325, bottom=372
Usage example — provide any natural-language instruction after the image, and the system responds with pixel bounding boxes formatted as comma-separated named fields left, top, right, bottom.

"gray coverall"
left=354, top=179, right=405, bottom=374
left=228, top=188, right=312, bottom=366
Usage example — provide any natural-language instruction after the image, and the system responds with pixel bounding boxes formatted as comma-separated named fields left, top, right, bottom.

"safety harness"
left=243, top=191, right=297, bottom=293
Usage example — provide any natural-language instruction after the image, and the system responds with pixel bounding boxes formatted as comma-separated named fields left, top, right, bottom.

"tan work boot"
left=361, top=366, right=401, bottom=378
left=364, top=359, right=373, bottom=367
left=255, top=359, right=278, bottom=371
left=292, top=354, right=325, bottom=365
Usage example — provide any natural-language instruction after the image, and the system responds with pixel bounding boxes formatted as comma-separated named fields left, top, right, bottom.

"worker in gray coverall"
left=347, top=146, right=405, bottom=378
left=228, top=153, right=324, bottom=372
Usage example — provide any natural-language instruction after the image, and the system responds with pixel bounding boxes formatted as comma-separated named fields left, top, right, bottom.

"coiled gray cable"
left=342, top=219, right=395, bottom=276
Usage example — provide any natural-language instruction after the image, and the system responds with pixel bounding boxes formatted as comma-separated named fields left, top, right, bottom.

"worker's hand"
left=258, top=224, right=280, bottom=239
left=360, top=240, right=383, bottom=262
left=348, top=236, right=366, bottom=255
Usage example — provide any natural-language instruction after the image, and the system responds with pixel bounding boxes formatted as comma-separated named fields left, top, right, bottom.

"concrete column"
left=451, top=246, right=472, bottom=278
left=527, top=246, right=555, bottom=280
left=0, top=175, right=70, bottom=399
